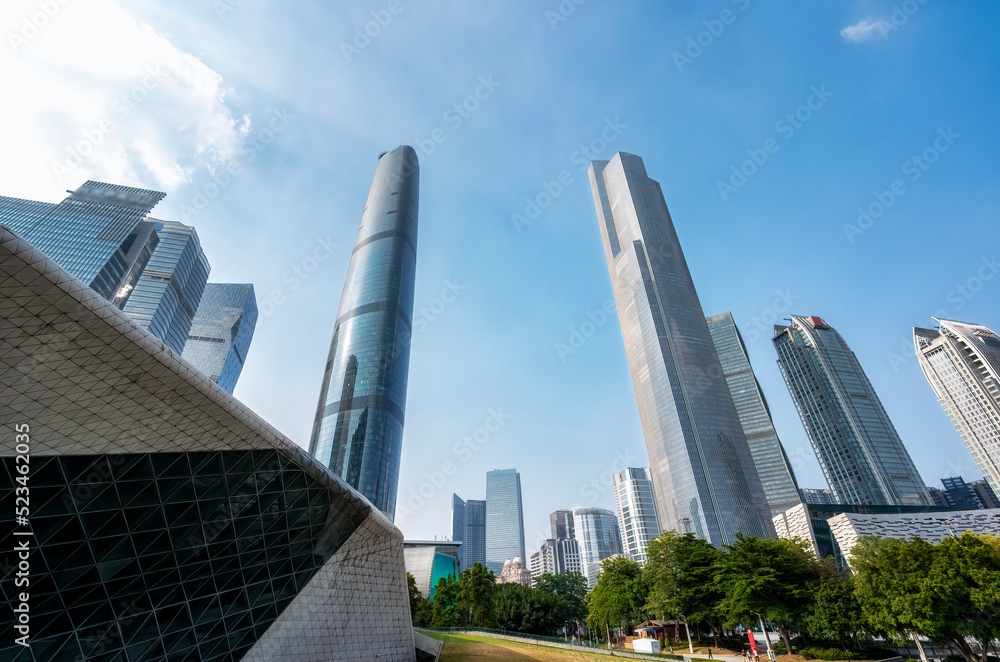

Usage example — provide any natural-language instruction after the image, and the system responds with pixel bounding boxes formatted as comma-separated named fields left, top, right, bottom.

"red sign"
left=748, top=631, right=758, bottom=654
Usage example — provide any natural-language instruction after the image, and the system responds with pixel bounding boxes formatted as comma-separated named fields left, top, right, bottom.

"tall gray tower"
left=588, top=152, right=774, bottom=545
left=774, top=315, right=929, bottom=506
left=309, top=146, right=419, bottom=518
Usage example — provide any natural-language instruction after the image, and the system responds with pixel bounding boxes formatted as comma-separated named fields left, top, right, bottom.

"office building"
left=799, top=487, right=836, bottom=505
left=0, top=181, right=164, bottom=302
left=182, top=283, right=258, bottom=393
left=0, top=225, right=418, bottom=661
left=550, top=509, right=575, bottom=540
left=970, top=479, right=1000, bottom=509
left=927, top=486, right=951, bottom=508
left=403, top=541, right=461, bottom=599
left=309, top=146, right=420, bottom=517
left=572, top=507, right=622, bottom=587
left=914, top=319, right=1000, bottom=496
left=613, top=467, right=662, bottom=565
left=588, top=152, right=774, bottom=544
left=707, top=312, right=802, bottom=516
left=530, top=537, right=582, bottom=582
left=451, top=494, right=486, bottom=570
left=485, top=468, right=526, bottom=575
left=941, top=475, right=983, bottom=509
left=121, top=219, right=210, bottom=354
left=774, top=315, right=929, bottom=506
left=773, top=502, right=977, bottom=569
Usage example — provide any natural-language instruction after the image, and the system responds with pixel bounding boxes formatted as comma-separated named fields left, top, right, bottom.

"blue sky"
left=2, top=0, right=997, bottom=546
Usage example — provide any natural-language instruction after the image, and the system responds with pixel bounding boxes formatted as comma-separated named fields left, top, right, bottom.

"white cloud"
left=840, top=18, right=890, bottom=43
left=0, top=0, right=247, bottom=202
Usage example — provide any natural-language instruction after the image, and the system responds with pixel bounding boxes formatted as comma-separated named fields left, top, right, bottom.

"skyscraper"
left=969, top=479, right=1000, bottom=509
left=588, top=152, right=775, bottom=544
left=309, top=146, right=419, bottom=517
left=182, top=283, right=258, bottom=393
left=485, top=468, right=526, bottom=574
left=572, top=507, right=623, bottom=587
left=774, top=315, right=929, bottom=506
left=120, top=220, right=210, bottom=354
left=940, top=476, right=982, bottom=510
left=452, top=494, right=486, bottom=570
left=613, top=467, right=662, bottom=565
left=707, top=312, right=802, bottom=517
left=550, top=509, right=575, bottom=540
left=914, top=319, right=1000, bottom=496
left=530, top=538, right=582, bottom=581
left=0, top=181, right=164, bottom=302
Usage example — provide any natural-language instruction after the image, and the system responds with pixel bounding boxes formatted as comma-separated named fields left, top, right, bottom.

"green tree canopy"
left=457, top=562, right=497, bottom=627
left=586, top=556, right=648, bottom=643
left=493, top=582, right=561, bottom=635
left=534, top=571, right=588, bottom=624
left=431, top=574, right=462, bottom=627
left=406, top=572, right=433, bottom=627
left=804, top=576, right=864, bottom=645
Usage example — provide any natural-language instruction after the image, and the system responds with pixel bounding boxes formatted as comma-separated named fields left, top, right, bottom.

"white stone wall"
left=830, top=508, right=1000, bottom=565
left=772, top=503, right=818, bottom=556
left=244, top=510, right=416, bottom=662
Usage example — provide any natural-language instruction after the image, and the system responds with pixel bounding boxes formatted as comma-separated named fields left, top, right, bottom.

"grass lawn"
left=424, top=632, right=627, bottom=661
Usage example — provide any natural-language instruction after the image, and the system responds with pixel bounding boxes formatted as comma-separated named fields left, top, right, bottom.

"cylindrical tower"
left=309, top=146, right=419, bottom=518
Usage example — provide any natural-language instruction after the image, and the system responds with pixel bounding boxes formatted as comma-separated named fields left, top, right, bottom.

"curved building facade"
left=310, top=146, right=419, bottom=518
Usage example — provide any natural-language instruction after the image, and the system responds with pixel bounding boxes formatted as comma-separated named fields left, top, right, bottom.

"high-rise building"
left=572, top=507, right=622, bottom=587
left=451, top=494, right=486, bottom=570
left=550, top=509, right=575, bottom=540
left=774, top=315, right=929, bottom=506
left=309, top=146, right=419, bottom=517
left=588, top=152, right=774, bottom=544
left=181, top=283, right=257, bottom=393
left=612, top=467, right=662, bottom=565
left=799, top=488, right=836, bottom=505
left=529, top=538, right=582, bottom=582
left=707, top=312, right=802, bottom=516
left=0, top=181, right=164, bottom=302
left=914, top=319, right=1000, bottom=496
left=940, top=476, right=983, bottom=510
left=927, top=486, right=951, bottom=508
left=485, top=468, right=526, bottom=574
left=969, top=479, right=1000, bottom=509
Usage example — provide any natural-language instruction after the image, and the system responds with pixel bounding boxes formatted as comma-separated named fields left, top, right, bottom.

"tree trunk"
left=777, top=624, right=792, bottom=658
left=949, top=636, right=975, bottom=662
left=712, top=616, right=719, bottom=649
left=686, top=620, right=695, bottom=653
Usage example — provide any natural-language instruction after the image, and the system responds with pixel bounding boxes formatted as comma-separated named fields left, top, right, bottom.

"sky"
left=1, top=0, right=998, bottom=549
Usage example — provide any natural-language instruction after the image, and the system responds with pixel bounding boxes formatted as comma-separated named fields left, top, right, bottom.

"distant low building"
left=970, top=479, right=1000, bottom=509
left=403, top=541, right=461, bottom=599
left=799, top=487, right=836, bottom=505
left=497, top=556, right=531, bottom=586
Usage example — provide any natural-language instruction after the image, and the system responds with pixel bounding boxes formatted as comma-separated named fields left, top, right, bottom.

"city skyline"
left=1, top=2, right=996, bottom=543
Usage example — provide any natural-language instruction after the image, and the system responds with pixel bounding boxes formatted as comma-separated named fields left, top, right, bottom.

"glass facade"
left=774, top=315, right=929, bottom=506
left=549, top=509, right=574, bottom=540
left=485, top=469, right=525, bottom=574
left=450, top=495, right=486, bottom=570
left=707, top=312, right=802, bottom=517
left=122, top=220, right=210, bottom=355
left=572, top=507, right=622, bottom=587
left=612, top=468, right=662, bottom=565
left=402, top=543, right=460, bottom=599
left=0, top=181, right=165, bottom=300
left=914, top=319, right=1000, bottom=496
left=588, top=153, right=775, bottom=545
left=0, top=450, right=369, bottom=662
left=182, top=283, right=258, bottom=394
left=309, top=146, right=419, bottom=518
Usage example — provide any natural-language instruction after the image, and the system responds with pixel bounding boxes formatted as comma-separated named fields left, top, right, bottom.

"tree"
left=805, top=576, right=864, bottom=646
left=587, top=556, right=648, bottom=645
left=457, top=562, right=497, bottom=627
left=714, top=534, right=821, bottom=655
left=645, top=531, right=723, bottom=651
left=493, top=583, right=561, bottom=635
left=406, top=572, right=433, bottom=627
left=431, top=575, right=462, bottom=627
left=534, top=571, right=588, bottom=626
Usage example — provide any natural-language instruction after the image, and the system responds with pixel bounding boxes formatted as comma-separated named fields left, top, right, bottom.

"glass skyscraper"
left=0, top=181, right=164, bottom=302
left=309, top=146, right=419, bottom=517
left=588, top=152, right=775, bottom=545
left=707, top=312, right=802, bottom=517
left=572, top=507, right=623, bottom=587
left=914, top=318, right=1000, bottom=496
left=612, top=467, right=662, bottom=565
left=485, top=468, right=526, bottom=574
left=452, top=494, right=486, bottom=570
left=774, top=315, right=930, bottom=506
left=182, top=283, right=258, bottom=393
left=550, top=509, right=575, bottom=540
left=122, top=220, right=210, bottom=355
